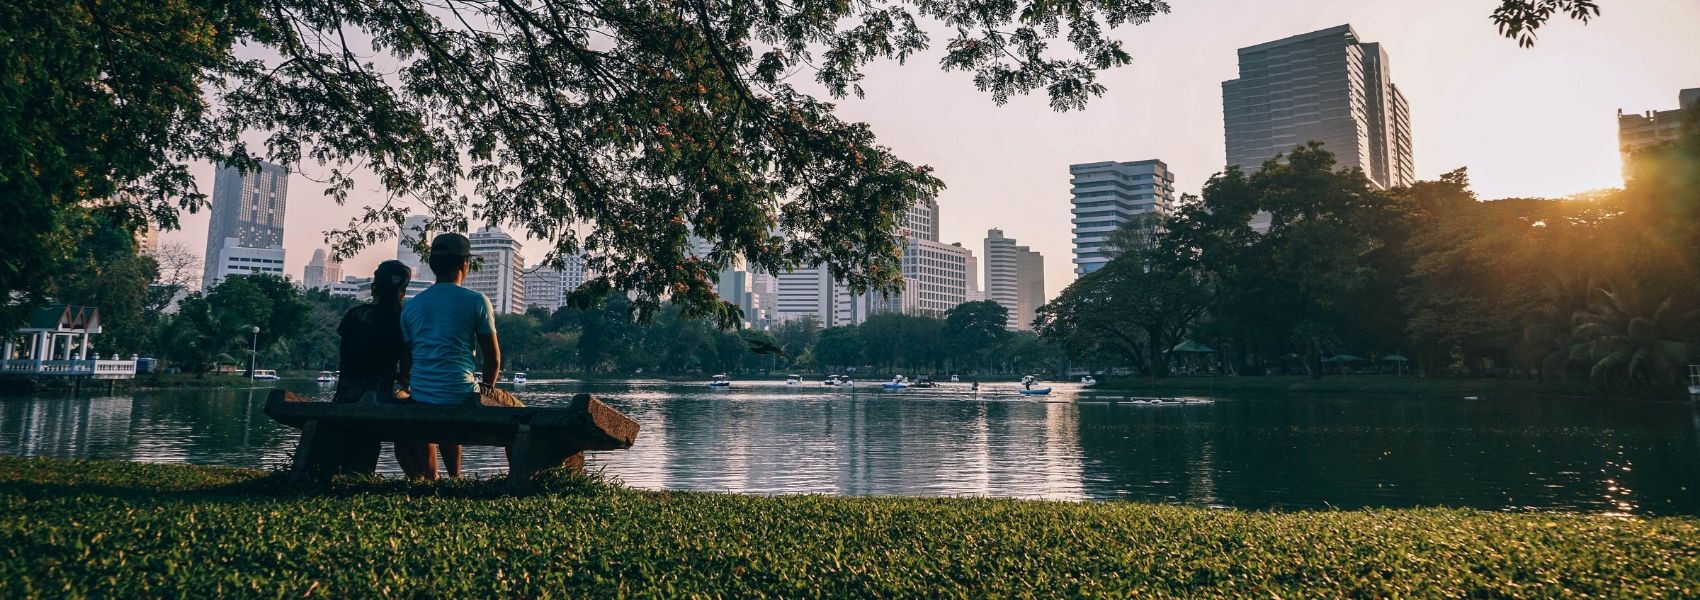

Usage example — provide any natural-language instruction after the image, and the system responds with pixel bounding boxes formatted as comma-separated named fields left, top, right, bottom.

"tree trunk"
left=1145, top=325, right=1170, bottom=378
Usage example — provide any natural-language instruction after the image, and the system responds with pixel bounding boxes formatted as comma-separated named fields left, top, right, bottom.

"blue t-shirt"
left=400, top=282, right=496, bottom=404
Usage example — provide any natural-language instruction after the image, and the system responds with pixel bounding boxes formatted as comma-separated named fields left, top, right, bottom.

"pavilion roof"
left=21, top=305, right=101, bottom=333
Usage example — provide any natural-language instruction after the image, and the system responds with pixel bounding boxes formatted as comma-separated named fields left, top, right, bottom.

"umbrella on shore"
left=1171, top=340, right=1216, bottom=354
left=1380, top=355, right=1409, bottom=362
left=1323, top=354, right=1365, bottom=363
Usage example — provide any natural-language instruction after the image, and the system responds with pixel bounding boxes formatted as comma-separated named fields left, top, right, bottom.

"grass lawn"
left=3, top=459, right=1697, bottom=596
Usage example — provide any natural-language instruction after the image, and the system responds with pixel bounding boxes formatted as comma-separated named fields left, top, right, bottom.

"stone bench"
left=264, top=388, right=639, bottom=488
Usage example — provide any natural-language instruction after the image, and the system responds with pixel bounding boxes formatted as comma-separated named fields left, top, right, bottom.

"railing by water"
left=0, top=358, right=137, bottom=379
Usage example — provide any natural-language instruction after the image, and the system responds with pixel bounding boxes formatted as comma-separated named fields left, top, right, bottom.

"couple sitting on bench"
left=333, top=232, right=522, bottom=479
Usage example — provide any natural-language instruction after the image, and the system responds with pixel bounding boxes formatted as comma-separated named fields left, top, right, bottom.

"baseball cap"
left=430, top=232, right=472, bottom=258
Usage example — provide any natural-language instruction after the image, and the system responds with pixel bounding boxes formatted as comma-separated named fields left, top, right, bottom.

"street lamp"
left=250, top=326, right=261, bottom=385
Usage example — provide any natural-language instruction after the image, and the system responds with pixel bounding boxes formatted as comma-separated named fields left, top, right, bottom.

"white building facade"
left=890, top=239, right=972, bottom=315
left=1069, top=159, right=1176, bottom=275
left=302, top=249, right=343, bottom=290
left=206, top=237, right=286, bottom=287
left=774, top=265, right=866, bottom=327
left=466, top=226, right=526, bottom=314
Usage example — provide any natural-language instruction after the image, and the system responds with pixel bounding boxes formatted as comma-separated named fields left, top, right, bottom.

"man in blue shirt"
left=399, top=232, right=522, bottom=478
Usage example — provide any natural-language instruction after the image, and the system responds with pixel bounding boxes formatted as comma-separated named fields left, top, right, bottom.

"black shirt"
left=335, top=303, right=407, bottom=402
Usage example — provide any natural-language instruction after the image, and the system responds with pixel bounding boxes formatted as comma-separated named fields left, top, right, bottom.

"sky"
left=159, top=0, right=1700, bottom=301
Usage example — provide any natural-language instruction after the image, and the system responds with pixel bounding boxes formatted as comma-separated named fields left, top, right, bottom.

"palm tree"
left=1518, top=273, right=1591, bottom=378
left=1568, top=284, right=1698, bottom=388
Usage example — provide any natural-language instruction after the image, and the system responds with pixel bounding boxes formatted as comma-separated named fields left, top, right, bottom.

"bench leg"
left=507, top=424, right=585, bottom=489
left=289, top=420, right=320, bottom=486
left=289, top=420, right=381, bottom=484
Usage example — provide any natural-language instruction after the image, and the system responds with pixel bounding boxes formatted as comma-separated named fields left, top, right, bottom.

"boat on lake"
left=707, top=374, right=731, bottom=387
left=1018, top=387, right=1053, bottom=396
left=822, top=375, right=854, bottom=387
left=512, top=372, right=527, bottom=385
left=912, top=375, right=937, bottom=389
left=252, top=369, right=280, bottom=381
left=1017, top=374, right=1048, bottom=395
left=1079, top=375, right=1097, bottom=386
left=785, top=374, right=802, bottom=386
left=314, top=371, right=337, bottom=383
left=882, top=375, right=911, bottom=389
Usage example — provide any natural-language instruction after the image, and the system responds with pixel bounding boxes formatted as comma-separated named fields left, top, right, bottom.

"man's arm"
left=477, top=331, right=500, bottom=388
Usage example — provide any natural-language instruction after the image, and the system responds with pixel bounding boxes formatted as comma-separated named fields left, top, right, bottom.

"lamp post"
left=250, top=326, right=261, bottom=385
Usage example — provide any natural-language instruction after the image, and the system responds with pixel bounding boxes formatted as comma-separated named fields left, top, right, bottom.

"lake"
left=3, top=378, right=1697, bottom=516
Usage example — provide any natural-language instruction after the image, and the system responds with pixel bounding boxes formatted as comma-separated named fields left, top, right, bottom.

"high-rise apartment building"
left=466, top=226, right=526, bottom=314
left=1619, top=87, right=1700, bottom=178
left=523, top=268, right=563, bottom=311
left=885, top=239, right=973, bottom=316
left=134, top=222, right=159, bottom=255
left=964, top=255, right=984, bottom=303
left=1069, top=159, right=1176, bottom=275
left=899, top=197, right=940, bottom=242
left=750, top=271, right=781, bottom=328
left=1015, top=247, right=1045, bottom=332
left=521, top=254, right=589, bottom=312
left=396, top=215, right=433, bottom=278
left=774, top=265, right=866, bottom=327
left=871, top=197, right=974, bottom=316
left=1223, top=24, right=1414, bottom=190
left=983, top=229, right=1021, bottom=329
left=202, top=161, right=288, bottom=289
left=302, top=249, right=343, bottom=290
left=984, top=229, right=1044, bottom=330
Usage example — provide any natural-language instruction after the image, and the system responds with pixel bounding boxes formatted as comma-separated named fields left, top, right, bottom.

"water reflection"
left=2, top=381, right=1698, bottom=515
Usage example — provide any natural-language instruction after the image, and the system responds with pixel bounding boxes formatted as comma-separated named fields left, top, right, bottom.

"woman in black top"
left=334, top=260, right=412, bottom=403
left=333, top=261, right=436, bottom=478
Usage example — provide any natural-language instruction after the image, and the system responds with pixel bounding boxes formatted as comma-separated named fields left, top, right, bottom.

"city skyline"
left=156, top=2, right=1700, bottom=302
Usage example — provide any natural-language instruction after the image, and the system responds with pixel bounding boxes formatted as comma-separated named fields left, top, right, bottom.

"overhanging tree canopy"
left=2, top=0, right=1602, bottom=327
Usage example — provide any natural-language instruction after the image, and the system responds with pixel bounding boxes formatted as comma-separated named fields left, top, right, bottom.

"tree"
left=1569, top=284, right=1697, bottom=389
left=1036, top=252, right=1211, bottom=377
left=812, top=327, right=863, bottom=372
left=147, top=241, right=201, bottom=314
left=159, top=293, right=252, bottom=375
left=5, top=0, right=1603, bottom=332
left=495, top=312, right=543, bottom=370
left=49, top=211, right=158, bottom=356
left=771, top=317, right=822, bottom=369
left=943, top=301, right=1008, bottom=373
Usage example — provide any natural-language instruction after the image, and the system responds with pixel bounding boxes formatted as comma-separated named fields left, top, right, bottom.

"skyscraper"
left=303, top=249, right=343, bottom=290
left=871, top=196, right=973, bottom=316
left=523, top=268, right=563, bottom=311
left=964, top=255, right=984, bottom=303
left=983, top=229, right=1020, bottom=329
left=202, top=161, right=288, bottom=289
left=397, top=214, right=433, bottom=278
left=1015, top=247, right=1045, bottom=331
left=466, top=226, right=526, bottom=314
left=1069, top=159, right=1175, bottom=275
left=774, top=265, right=866, bottom=327
left=521, top=254, right=589, bottom=312
left=1223, top=24, right=1414, bottom=190
left=1618, top=87, right=1700, bottom=179
left=888, top=238, right=973, bottom=315
left=899, top=197, right=940, bottom=242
